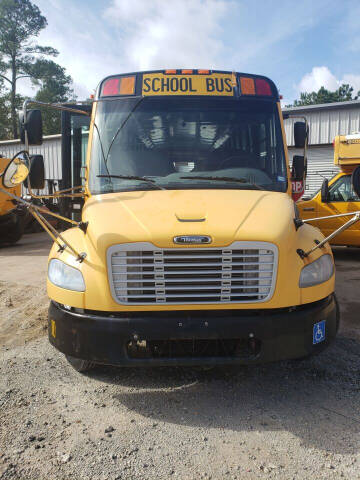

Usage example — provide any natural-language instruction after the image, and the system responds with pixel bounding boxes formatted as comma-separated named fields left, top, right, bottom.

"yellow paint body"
left=298, top=134, right=360, bottom=246
left=0, top=157, right=21, bottom=216
left=334, top=134, right=360, bottom=168
left=47, top=98, right=334, bottom=312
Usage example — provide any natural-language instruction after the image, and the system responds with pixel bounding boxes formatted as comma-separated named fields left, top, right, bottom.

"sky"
left=16, top=0, right=360, bottom=106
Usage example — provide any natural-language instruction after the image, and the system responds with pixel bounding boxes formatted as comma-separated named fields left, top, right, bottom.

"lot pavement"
left=0, top=235, right=359, bottom=480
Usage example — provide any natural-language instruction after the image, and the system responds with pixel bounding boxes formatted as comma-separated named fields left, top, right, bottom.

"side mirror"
left=294, top=121, right=307, bottom=148
left=351, top=166, right=360, bottom=198
left=27, top=155, right=45, bottom=190
left=19, top=109, right=43, bottom=145
left=1, top=156, right=29, bottom=188
left=321, top=178, right=329, bottom=203
left=291, top=155, right=306, bottom=181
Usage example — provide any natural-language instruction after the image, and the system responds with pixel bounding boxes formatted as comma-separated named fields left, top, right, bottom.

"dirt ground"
left=0, top=233, right=359, bottom=480
left=0, top=233, right=50, bottom=347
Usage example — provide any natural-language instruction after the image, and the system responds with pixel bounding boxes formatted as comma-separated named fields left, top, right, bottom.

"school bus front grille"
left=107, top=242, right=278, bottom=305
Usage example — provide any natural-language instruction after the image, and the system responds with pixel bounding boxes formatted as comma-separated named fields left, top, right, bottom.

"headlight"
left=299, top=254, right=334, bottom=288
left=48, top=259, right=85, bottom=291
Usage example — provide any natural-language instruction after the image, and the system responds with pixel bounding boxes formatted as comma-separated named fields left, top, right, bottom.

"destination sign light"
left=142, top=73, right=234, bottom=96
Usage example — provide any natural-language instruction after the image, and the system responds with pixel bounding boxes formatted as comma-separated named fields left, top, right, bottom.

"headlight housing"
left=48, top=259, right=85, bottom=291
left=299, top=254, right=334, bottom=288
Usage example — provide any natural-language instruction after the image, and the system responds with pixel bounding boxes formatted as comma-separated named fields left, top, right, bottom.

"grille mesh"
left=108, top=242, right=277, bottom=305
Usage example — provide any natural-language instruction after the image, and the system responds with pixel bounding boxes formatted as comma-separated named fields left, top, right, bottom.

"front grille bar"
left=107, top=241, right=278, bottom=305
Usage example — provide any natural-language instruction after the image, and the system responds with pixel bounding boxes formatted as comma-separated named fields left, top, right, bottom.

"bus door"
left=61, top=105, right=91, bottom=220
left=320, top=174, right=360, bottom=243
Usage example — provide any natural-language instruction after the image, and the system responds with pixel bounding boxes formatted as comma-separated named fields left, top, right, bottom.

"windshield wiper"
left=97, top=174, right=166, bottom=190
left=180, top=176, right=262, bottom=190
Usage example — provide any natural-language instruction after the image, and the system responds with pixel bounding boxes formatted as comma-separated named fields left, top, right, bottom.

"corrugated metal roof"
left=283, top=101, right=360, bottom=146
left=283, top=98, right=360, bottom=113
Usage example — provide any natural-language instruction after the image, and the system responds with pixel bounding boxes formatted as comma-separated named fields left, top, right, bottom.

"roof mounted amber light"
left=101, top=76, right=135, bottom=96
left=240, top=77, right=255, bottom=95
left=119, top=76, right=135, bottom=95
left=165, top=69, right=177, bottom=74
left=181, top=69, right=193, bottom=74
left=198, top=69, right=210, bottom=74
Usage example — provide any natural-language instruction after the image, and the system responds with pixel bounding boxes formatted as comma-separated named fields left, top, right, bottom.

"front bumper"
left=48, top=294, right=339, bottom=367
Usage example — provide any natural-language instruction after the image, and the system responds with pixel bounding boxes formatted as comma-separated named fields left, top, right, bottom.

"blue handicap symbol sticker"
left=313, top=320, right=326, bottom=345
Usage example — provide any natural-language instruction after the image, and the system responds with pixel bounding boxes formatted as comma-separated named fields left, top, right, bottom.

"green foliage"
left=34, top=61, right=75, bottom=135
left=0, top=0, right=75, bottom=139
left=0, top=90, right=24, bottom=139
left=0, top=81, right=8, bottom=140
left=287, top=84, right=360, bottom=108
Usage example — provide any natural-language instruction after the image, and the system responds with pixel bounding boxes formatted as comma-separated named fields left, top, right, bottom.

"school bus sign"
left=142, top=73, right=234, bottom=96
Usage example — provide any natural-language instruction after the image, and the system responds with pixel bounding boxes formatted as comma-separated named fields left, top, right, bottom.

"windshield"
left=89, top=97, right=287, bottom=194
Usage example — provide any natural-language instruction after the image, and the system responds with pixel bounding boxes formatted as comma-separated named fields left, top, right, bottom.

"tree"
left=0, top=85, right=8, bottom=140
left=287, top=84, right=360, bottom=108
left=0, top=0, right=60, bottom=138
left=32, top=60, right=75, bottom=135
left=0, top=90, right=24, bottom=140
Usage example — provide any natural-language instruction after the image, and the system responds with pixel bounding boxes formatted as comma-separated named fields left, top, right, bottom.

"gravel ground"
left=0, top=235, right=359, bottom=480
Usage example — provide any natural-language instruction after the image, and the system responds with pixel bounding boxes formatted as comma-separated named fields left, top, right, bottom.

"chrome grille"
left=107, top=242, right=278, bottom=305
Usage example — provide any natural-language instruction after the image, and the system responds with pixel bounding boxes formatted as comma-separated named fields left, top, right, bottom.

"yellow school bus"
left=298, top=133, right=360, bottom=246
left=0, top=156, right=25, bottom=245
left=2, top=69, right=344, bottom=371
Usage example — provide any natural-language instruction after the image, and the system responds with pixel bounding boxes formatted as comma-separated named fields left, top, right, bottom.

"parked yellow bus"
left=3, top=69, right=350, bottom=372
left=298, top=133, right=360, bottom=246
left=0, top=155, right=26, bottom=245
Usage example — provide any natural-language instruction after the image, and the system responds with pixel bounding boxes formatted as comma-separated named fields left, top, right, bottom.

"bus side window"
left=61, top=106, right=91, bottom=220
left=328, top=175, right=360, bottom=202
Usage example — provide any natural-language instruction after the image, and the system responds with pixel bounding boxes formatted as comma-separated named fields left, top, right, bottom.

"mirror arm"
left=299, top=212, right=360, bottom=258
left=21, top=100, right=90, bottom=156
left=27, top=183, right=87, bottom=199
left=0, top=187, right=79, bottom=226
left=303, top=211, right=360, bottom=222
left=0, top=186, right=87, bottom=261
left=0, top=187, right=86, bottom=261
left=28, top=207, right=69, bottom=254
left=28, top=206, right=86, bottom=262
left=23, top=99, right=91, bottom=117
left=19, top=150, right=86, bottom=200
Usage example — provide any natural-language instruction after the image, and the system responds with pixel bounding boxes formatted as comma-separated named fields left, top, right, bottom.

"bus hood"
left=82, top=189, right=295, bottom=250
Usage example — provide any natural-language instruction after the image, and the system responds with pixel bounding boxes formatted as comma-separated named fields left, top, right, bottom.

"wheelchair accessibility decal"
left=313, top=320, right=326, bottom=345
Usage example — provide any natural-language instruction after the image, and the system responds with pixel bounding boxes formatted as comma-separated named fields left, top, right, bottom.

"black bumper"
left=48, top=295, right=339, bottom=367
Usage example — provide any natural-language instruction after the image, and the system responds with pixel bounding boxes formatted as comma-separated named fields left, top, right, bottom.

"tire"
left=65, top=355, right=95, bottom=373
left=0, top=215, right=24, bottom=246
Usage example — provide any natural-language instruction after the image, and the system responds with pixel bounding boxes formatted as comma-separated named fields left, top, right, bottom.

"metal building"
left=0, top=134, right=62, bottom=195
left=283, top=99, right=360, bottom=197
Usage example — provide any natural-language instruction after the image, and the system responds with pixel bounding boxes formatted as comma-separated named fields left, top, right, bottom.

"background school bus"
left=298, top=133, right=360, bottom=246
left=0, top=155, right=26, bottom=245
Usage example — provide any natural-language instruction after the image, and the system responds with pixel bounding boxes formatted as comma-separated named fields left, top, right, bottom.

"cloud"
left=341, top=74, right=360, bottom=94
left=16, top=77, right=37, bottom=97
left=103, top=0, right=230, bottom=70
left=21, top=0, right=120, bottom=100
left=296, top=66, right=360, bottom=95
left=297, top=66, right=339, bottom=93
left=11, top=0, right=360, bottom=107
left=13, top=0, right=232, bottom=100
